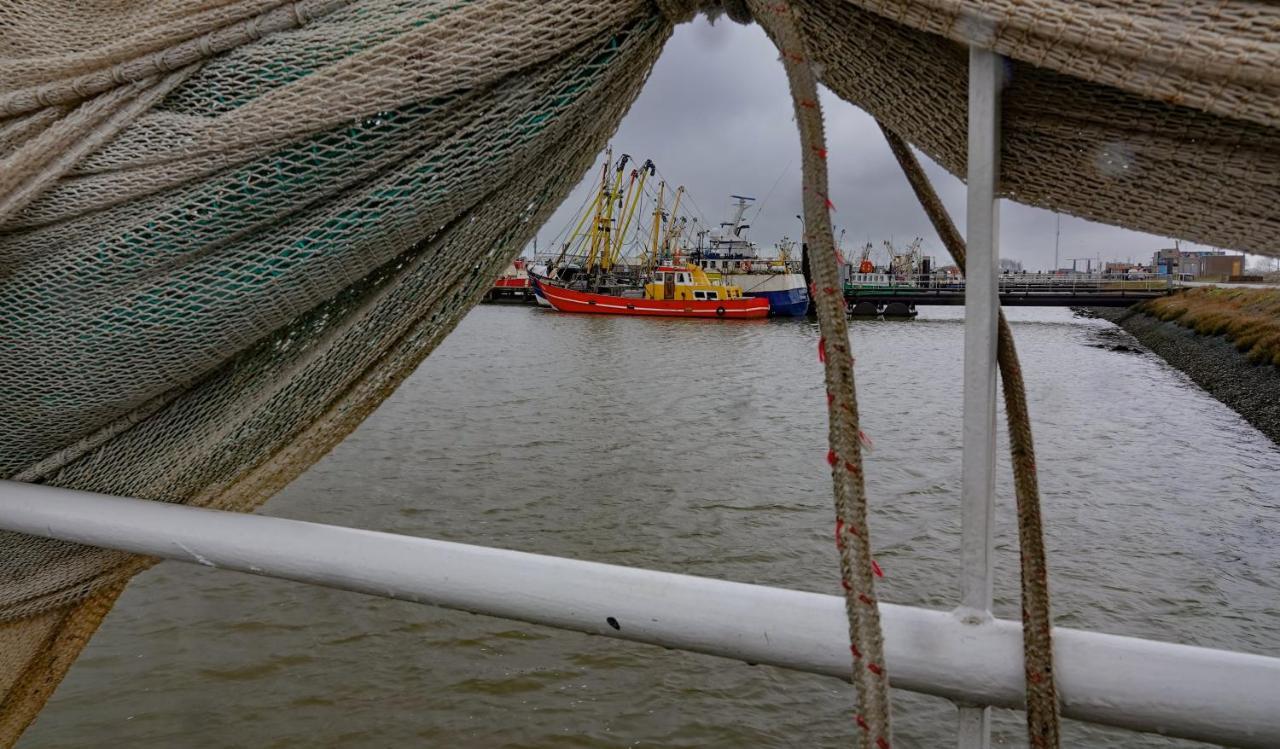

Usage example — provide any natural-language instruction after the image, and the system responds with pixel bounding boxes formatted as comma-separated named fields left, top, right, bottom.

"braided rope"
left=752, top=2, right=893, bottom=746
left=878, top=122, right=1060, bottom=747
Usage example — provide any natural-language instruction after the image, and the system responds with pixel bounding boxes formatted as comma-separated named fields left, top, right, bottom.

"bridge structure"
left=843, top=272, right=1177, bottom=309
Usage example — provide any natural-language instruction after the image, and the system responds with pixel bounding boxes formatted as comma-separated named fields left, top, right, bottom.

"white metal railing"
left=0, top=480, right=1277, bottom=748
left=959, top=44, right=1003, bottom=747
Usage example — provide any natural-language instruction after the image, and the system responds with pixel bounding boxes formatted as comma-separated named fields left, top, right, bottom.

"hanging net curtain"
left=0, top=0, right=1276, bottom=745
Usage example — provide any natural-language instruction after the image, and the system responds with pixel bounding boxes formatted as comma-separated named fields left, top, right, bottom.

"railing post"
left=958, top=45, right=1002, bottom=749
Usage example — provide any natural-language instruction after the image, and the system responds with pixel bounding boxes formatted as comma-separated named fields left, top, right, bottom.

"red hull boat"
left=532, top=275, right=770, bottom=319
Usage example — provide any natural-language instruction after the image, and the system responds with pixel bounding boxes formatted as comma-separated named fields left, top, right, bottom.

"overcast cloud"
left=530, top=16, right=1264, bottom=272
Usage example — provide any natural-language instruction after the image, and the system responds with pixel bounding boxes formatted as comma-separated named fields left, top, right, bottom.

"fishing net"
left=0, top=0, right=1276, bottom=745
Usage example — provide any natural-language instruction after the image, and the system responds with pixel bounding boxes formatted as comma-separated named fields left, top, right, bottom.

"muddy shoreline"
left=1089, top=307, right=1280, bottom=446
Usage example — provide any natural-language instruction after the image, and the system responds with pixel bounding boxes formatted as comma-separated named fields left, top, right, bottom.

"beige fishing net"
left=1, top=0, right=1276, bottom=744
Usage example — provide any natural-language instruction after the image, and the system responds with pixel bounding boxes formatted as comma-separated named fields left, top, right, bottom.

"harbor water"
left=21, top=306, right=1280, bottom=748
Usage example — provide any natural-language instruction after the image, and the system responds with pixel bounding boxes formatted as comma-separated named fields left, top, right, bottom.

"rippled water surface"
left=22, top=305, right=1280, bottom=748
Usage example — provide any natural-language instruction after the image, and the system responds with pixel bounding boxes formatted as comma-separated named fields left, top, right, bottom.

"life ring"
left=715, top=306, right=726, bottom=317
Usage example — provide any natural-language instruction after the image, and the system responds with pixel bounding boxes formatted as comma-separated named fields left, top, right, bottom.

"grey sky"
left=531, top=15, right=1256, bottom=272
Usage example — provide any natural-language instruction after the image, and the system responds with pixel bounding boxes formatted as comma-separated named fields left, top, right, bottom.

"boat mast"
left=584, top=148, right=612, bottom=272
left=727, top=195, right=752, bottom=235
left=555, top=155, right=609, bottom=270
left=609, top=159, right=654, bottom=271
left=715, top=195, right=755, bottom=257
left=604, top=166, right=638, bottom=273
left=589, top=153, right=630, bottom=275
left=648, top=181, right=665, bottom=272
left=662, top=186, right=685, bottom=257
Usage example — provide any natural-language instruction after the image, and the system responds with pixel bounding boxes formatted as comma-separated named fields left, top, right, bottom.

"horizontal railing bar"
left=1, top=480, right=1276, bottom=747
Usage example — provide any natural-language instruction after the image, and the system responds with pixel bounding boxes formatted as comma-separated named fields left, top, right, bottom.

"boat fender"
left=716, top=306, right=726, bottom=317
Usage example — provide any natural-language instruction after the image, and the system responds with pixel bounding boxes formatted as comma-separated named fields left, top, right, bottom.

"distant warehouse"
left=1152, top=248, right=1244, bottom=280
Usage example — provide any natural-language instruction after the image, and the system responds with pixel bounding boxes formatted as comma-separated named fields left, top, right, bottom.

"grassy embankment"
left=1141, top=287, right=1280, bottom=367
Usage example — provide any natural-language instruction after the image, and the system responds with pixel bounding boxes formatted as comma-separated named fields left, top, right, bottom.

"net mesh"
left=0, top=0, right=1276, bottom=743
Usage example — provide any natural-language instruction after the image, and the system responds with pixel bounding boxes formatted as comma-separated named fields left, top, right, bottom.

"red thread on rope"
left=817, top=336, right=826, bottom=362
left=823, top=286, right=836, bottom=295
left=841, top=579, right=852, bottom=592
left=825, top=197, right=836, bottom=210
left=872, top=559, right=884, bottom=578
left=868, top=662, right=883, bottom=676
left=859, top=430, right=874, bottom=450
left=843, top=460, right=860, bottom=476
left=850, top=643, right=861, bottom=659
left=799, top=98, right=816, bottom=108
left=835, top=518, right=845, bottom=547
left=877, top=737, right=891, bottom=749
left=814, top=146, right=828, bottom=159
left=826, top=392, right=834, bottom=406
left=858, top=593, right=874, bottom=605
left=856, top=716, right=870, bottom=731
left=826, top=449, right=837, bottom=467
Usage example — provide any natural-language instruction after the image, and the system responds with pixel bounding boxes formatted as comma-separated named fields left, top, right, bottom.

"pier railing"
left=842, top=271, right=1174, bottom=308
left=0, top=480, right=1277, bottom=748
left=845, top=272, right=1175, bottom=293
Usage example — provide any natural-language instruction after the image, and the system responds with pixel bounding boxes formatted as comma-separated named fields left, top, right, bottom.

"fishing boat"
left=532, top=264, right=769, bottom=318
left=720, top=272, right=809, bottom=316
left=484, top=258, right=533, bottom=303
left=690, top=197, right=809, bottom=316
left=530, top=155, right=767, bottom=319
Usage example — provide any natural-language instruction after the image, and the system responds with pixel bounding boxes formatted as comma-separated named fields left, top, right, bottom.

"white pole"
left=1053, top=214, right=1060, bottom=273
left=959, top=45, right=1003, bottom=749
left=1, top=481, right=1279, bottom=747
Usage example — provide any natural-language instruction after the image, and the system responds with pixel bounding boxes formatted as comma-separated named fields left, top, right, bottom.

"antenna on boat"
left=725, top=195, right=755, bottom=238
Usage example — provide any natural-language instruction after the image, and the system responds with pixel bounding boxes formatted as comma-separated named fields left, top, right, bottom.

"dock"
left=843, top=273, right=1175, bottom=308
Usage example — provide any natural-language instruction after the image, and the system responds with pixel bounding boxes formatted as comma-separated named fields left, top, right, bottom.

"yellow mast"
left=647, top=180, right=665, bottom=272
left=553, top=155, right=608, bottom=270
left=669, top=217, right=688, bottom=259
left=589, top=153, right=630, bottom=273
left=661, top=185, right=685, bottom=256
left=608, top=159, right=653, bottom=271
left=601, top=168, right=636, bottom=273
left=583, top=148, right=612, bottom=272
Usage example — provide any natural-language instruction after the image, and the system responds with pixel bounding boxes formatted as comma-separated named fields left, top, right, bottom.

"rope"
left=878, top=122, right=1060, bottom=747
left=752, top=2, right=893, bottom=746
